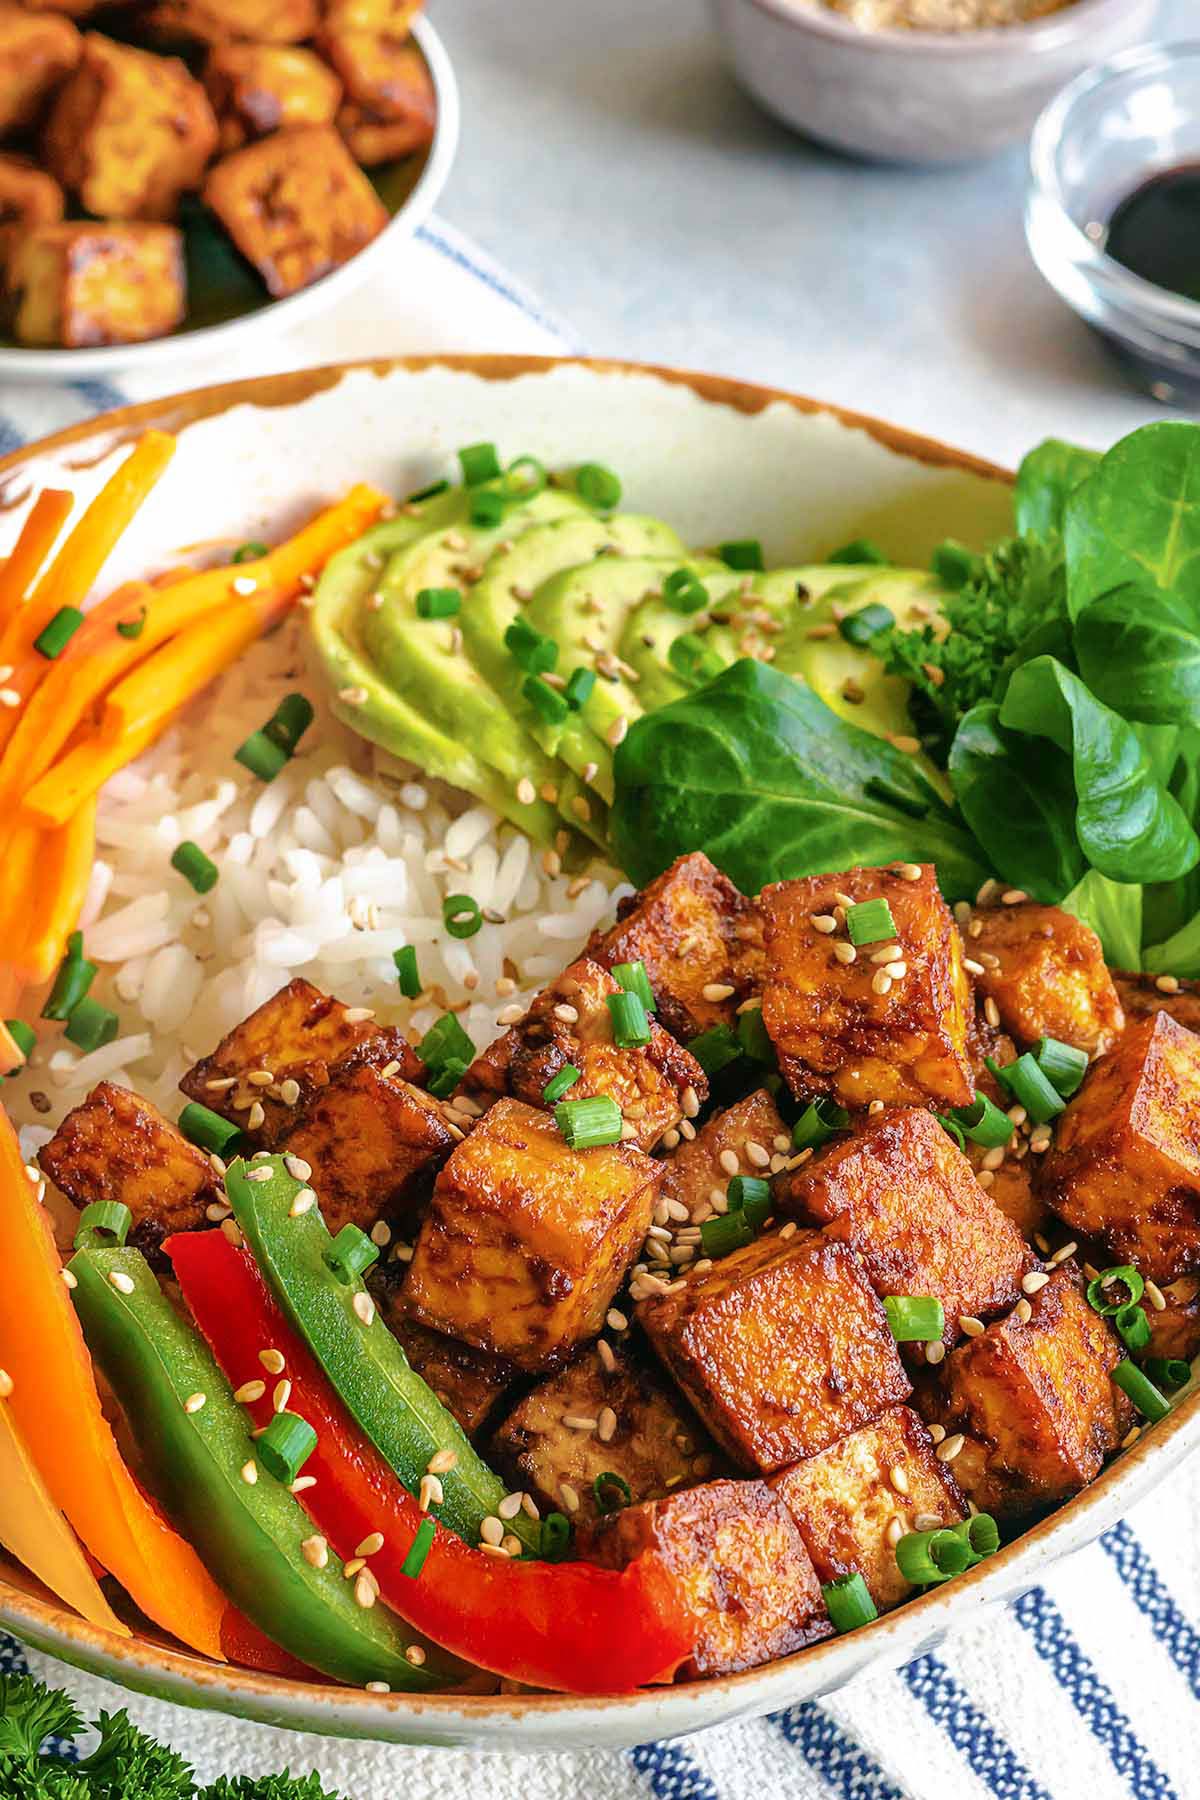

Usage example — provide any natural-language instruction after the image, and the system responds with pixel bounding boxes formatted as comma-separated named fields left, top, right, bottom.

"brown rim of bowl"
left=742, top=0, right=1133, bottom=54
left=1, top=350, right=1171, bottom=1723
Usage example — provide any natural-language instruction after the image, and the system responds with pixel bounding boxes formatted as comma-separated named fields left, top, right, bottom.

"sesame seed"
left=1155, top=974, right=1181, bottom=994
left=1022, top=1271, right=1050, bottom=1295
left=108, top=1271, right=135, bottom=1295
left=983, top=997, right=1000, bottom=1029
left=355, top=1573, right=377, bottom=1609
left=563, top=1413, right=598, bottom=1431
left=980, top=1146, right=1005, bottom=1172
left=559, top=1483, right=580, bottom=1513
left=245, top=1165, right=272, bottom=1183
left=220, top=1219, right=244, bottom=1247
left=597, top=1338, right=617, bottom=1372
left=365, top=1680, right=389, bottom=1694
left=1121, top=1426, right=1142, bottom=1450
left=867, top=1099, right=885, bottom=1116
left=273, top=1379, right=292, bottom=1412
left=745, top=1140, right=770, bottom=1169
left=1014, top=1298, right=1033, bottom=1323
left=240, top=1460, right=258, bottom=1484
left=702, top=981, right=736, bottom=1003
left=406, top=1645, right=427, bottom=1666
left=871, top=970, right=893, bottom=997
left=496, top=1002, right=526, bottom=1025
left=805, top=623, right=837, bottom=640
left=719, top=1148, right=740, bottom=1177
left=553, top=1002, right=579, bottom=1024
left=338, top=685, right=368, bottom=706
left=963, top=958, right=985, bottom=977
left=890, top=1464, right=910, bottom=1495
left=869, top=944, right=902, bottom=964
left=779, top=1221, right=798, bottom=1241
left=522, top=1493, right=540, bottom=1520
left=343, top=1006, right=374, bottom=1023
left=606, top=1308, right=628, bottom=1332
left=206, top=1075, right=238, bottom=1092
left=210, top=1153, right=228, bottom=1176
left=183, top=1392, right=206, bottom=1414
left=278, top=1078, right=301, bottom=1106
left=936, top=1434, right=965, bottom=1463
left=1049, top=1241, right=1077, bottom=1266
left=234, top=1379, right=266, bottom=1404
left=833, top=941, right=857, bottom=965
left=246, top=1101, right=266, bottom=1131
left=898, top=863, right=923, bottom=881
left=246, top=1068, right=275, bottom=1088
left=290, top=1187, right=317, bottom=1216
left=206, top=1202, right=232, bottom=1223
left=259, top=1348, right=285, bottom=1374
left=928, top=1422, right=946, bottom=1443
left=660, top=1128, right=680, bottom=1150
left=60, top=1269, right=77, bottom=1289
left=1029, top=1127, right=1053, bottom=1153
left=353, top=1291, right=376, bottom=1327
left=1001, top=889, right=1028, bottom=906
left=419, top=1473, right=444, bottom=1512
left=811, top=914, right=838, bottom=934
left=925, top=1340, right=946, bottom=1365
left=498, top=1491, right=525, bottom=1520
left=885, top=1515, right=905, bottom=1547
left=885, top=962, right=908, bottom=980
left=290, top=1475, right=316, bottom=1493
left=1145, top=1280, right=1167, bottom=1312
left=480, top=1515, right=504, bottom=1546
left=427, top=1446, right=457, bottom=1475
left=343, top=1557, right=365, bottom=1578
left=958, top=1315, right=985, bottom=1337
left=301, top=1534, right=328, bottom=1569
left=356, top=1532, right=385, bottom=1558
left=0, top=688, right=19, bottom=709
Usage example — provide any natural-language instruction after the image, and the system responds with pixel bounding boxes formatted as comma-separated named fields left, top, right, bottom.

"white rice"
left=7, top=611, right=631, bottom=1155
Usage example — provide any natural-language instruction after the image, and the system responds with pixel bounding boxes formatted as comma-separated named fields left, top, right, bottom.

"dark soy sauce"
left=1106, top=162, right=1200, bottom=304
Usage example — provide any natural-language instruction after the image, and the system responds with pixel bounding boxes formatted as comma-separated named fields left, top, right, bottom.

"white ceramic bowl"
left=0, top=17, right=459, bottom=385
left=0, top=354, right=1195, bottom=1750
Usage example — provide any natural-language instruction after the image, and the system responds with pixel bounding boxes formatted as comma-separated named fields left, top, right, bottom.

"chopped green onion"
left=399, top=1515, right=436, bottom=1578
left=326, top=1223, right=380, bottom=1285
left=932, top=540, right=982, bottom=589
left=612, top=960, right=655, bottom=1013
left=1115, top=1301, right=1151, bottom=1353
left=1143, top=1357, right=1191, bottom=1391
left=74, top=1201, right=131, bottom=1252
left=895, top=1527, right=970, bottom=1585
left=257, top=1411, right=317, bottom=1485
left=957, top=1513, right=1000, bottom=1561
left=663, top=569, right=709, bottom=615
left=115, top=606, right=147, bottom=640
left=607, top=989, right=651, bottom=1049
left=42, top=934, right=97, bottom=1021
left=1085, top=1265, right=1144, bottom=1316
left=839, top=604, right=895, bottom=646
left=718, top=540, right=764, bottom=572
left=394, top=945, right=421, bottom=999
left=459, top=442, right=501, bottom=485
left=1032, top=1036, right=1088, bottom=1098
left=845, top=898, right=897, bottom=946
left=416, top=587, right=461, bottom=619
left=792, top=1097, right=850, bottom=1152
left=935, top=1113, right=967, bottom=1152
left=542, top=1064, right=580, bottom=1105
left=3, top=1019, right=35, bottom=1066
left=828, top=539, right=889, bottom=566
left=669, top=632, right=724, bottom=686
left=501, top=455, right=547, bottom=501
left=686, top=1023, right=743, bottom=1077
left=426, top=1058, right=468, bottom=1098
left=593, top=1471, right=633, bottom=1515
left=1113, top=1358, right=1171, bottom=1422
left=985, top=1053, right=1065, bottom=1125
left=883, top=1295, right=945, bottom=1343
left=523, top=674, right=570, bottom=725
left=821, top=1572, right=878, bottom=1633
left=504, top=617, right=557, bottom=674
left=170, top=840, right=219, bottom=895
left=949, top=1091, right=1012, bottom=1149
left=727, top=1174, right=770, bottom=1212
left=231, top=541, right=269, bottom=564
left=406, top=478, right=450, bottom=503
left=862, top=777, right=929, bottom=820
left=736, top=1005, right=774, bottom=1065
left=63, top=998, right=118, bottom=1053
left=263, top=693, right=314, bottom=755
left=419, top=1013, right=475, bottom=1072
left=470, top=489, right=506, bottom=529
left=541, top=1512, right=572, bottom=1561
left=564, top=666, right=596, bottom=710
left=576, top=463, right=622, bottom=509
left=179, top=1102, right=243, bottom=1156
left=443, top=893, right=483, bottom=940
left=555, top=1094, right=623, bottom=1149
left=33, top=605, right=84, bottom=659
left=234, top=728, right=290, bottom=782
left=700, top=1211, right=754, bottom=1258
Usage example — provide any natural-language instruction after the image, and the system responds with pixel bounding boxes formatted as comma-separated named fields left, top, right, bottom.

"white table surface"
left=433, top=0, right=1191, bottom=469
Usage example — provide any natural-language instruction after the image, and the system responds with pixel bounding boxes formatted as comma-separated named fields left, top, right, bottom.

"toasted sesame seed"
left=405, top=1644, right=427, bottom=1666
left=958, top=1315, right=985, bottom=1337
left=210, top=1153, right=228, bottom=1176
left=745, top=1140, right=770, bottom=1169
left=559, top=1483, right=580, bottom=1513
left=234, top=1379, right=266, bottom=1404
left=805, top=623, right=837, bottom=640
left=885, top=1515, right=905, bottom=1547
left=1049, top=1241, right=1077, bottom=1266
left=273, top=1379, right=292, bottom=1412
left=1145, top=1279, right=1167, bottom=1312
left=246, top=1100, right=266, bottom=1131
left=206, top=1075, right=238, bottom=1092
left=963, top=958, right=985, bottom=977
left=498, top=1491, right=525, bottom=1520
left=220, top=1218, right=244, bottom=1247
left=289, top=1187, right=317, bottom=1216
left=928, top=1422, right=946, bottom=1444
left=419, top=1473, right=444, bottom=1512
left=718, top=1148, right=740, bottom=1177
left=480, top=1515, right=505, bottom=1546
left=1155, top=974, right=1181, bottom=994
left=356, top=1531, right=385, bottom=1558
left=606, top=1308, right=628, bottom=1332
left=0, top=1370, right=13, bottom=1399
left=779, top=1221, right=798, bottom=1241
left=301, top=1534, right=328, bottom=1569
left=867, top=1099, right=885, bottom=1116
left=355, top=1573, right=376, bottom=1609
left=936, top=1434, right=966, bottom=1463
left=60, top=1269, right=77, bottom=1289
left=365, top=1680, right=390, bottom=1693
left=240, top=1459, right=258, bottom=1485
left=869, top=944, right=902, bottom=964
left=246, top=1165, right=273, bottom=1183
left=427, top=1446, right=457, bottom=1475
left=925, top=1340, right=946, bottom=1365
left=871, top=970, right=893, bottom=997
left=1121, top=1425, right=1142, bottom=1449
left=1029, top=1127, right=1053, bottom=1153
left=832, top=940, right=858, bottom=965
left=108, top=1270, right=135, bottom=1295
left=1022, top=1271, right=1050, bottom=1296
left=353, top=1291, right=376, bottom=1327
left=278, top=1077, right=301, bottom=1106
left=338, top=685, right=368, bottom=706
left=1014, top=1298, right=1033, bottom=1323
left=553, top=1002, right=579, bottom=1024
left=259, top=1348, right=286, bottom=1374
left=983, top=997, right=1000, bottom=1028
left=890, top=1464, right=910, bottom=1495
left=597, top=1338, right=617, bottom=1373
left=206, top=1201, right=232, bottom=1222
left=563, top=1413, right=598, bottom=1432
left=884, top=961, right=908, bottom=980
left=183, top=1392, right=206, bottom=1414
left=290, top=1475, right=316, bottom=1493
left=343, top=1557, right=365, bottom=1579
left=1001, top=888, right=1028, bottom=906
left=607, top=716, right=629, bottom=748
left=811, top=914, right=838, bottom=934
left=898, top=863, right=923, bottom=881
left=0, top=689, right=19, bottom=708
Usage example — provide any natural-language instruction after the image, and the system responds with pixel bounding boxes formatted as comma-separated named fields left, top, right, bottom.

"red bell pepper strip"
left=168, top=1229, right=696, bottom=1694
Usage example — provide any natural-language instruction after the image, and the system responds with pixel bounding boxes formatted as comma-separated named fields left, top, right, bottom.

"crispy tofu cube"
left=180, top=977, right=421, bottom=1149
left=579, top=1478, right=831, bottom=1677
left=658, top=1088, right=788, bottom=1223
left=1114, top=973, right=1200, bottom=1036
left=10, top=222, right=185, bottom=349
left=936, top=1265, right=1132, bottom=1516
left=204, top=44, right=342, bottom=152
left=404, top=1098, right=661, bottom=1371
left=776, top=1106, right=1032, bottom=1342
left=148, top=0, right=319, bottom=44
left=760, top=862, right=973, bottom=1111
left=39, top=1081, right=220, bottom=1262
left=458, top=957, right=707, bottom=1154
left=967, top=902, right=1123, bottom=1056
left=639, top=1232, right=910, bottom=1472
left=1042, top=1011, right=1200, bottom=1283
left=202, top=124, right=387, bottom=299
left=43, top=33, right=217, bottom=221
left=373, top=1284, right=514, bottom=1438
left=0, top=155, right=63, bottom=274
left=337, top=83, right=433, bottom=166
left=1143, top=1274, right=1200, bottom=1365
left=970, top=1154, right=1048, bottom=1245
left=770, top=1405, right=966, bottom=1611
left=491, top=1342, right=721, bottom=1527
left=585, top=852, right=763, bottom=1043
left=277, top=1063, right=453, bottom=1238
left=0, top=5, right=79, bottom=136
left=320, top=0, right=422, bottom=118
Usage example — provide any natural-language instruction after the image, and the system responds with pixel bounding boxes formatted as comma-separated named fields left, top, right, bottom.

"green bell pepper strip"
left=68, top=1244, right=462, bottom=1690
left=224, top=1157, right=542, bottom=1556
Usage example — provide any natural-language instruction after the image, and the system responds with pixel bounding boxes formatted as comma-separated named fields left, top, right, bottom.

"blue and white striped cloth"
left=2, top=217, right=1198, bottom=1798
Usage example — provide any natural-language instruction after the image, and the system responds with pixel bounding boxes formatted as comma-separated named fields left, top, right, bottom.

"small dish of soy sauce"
left=1027, top=43, right=1200, bottom=405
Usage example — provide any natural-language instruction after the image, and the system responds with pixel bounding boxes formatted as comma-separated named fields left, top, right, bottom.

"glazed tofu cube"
left=320, top=0, right=422, bottom=118
left=585, top=852, right=763, bottom=1043
left=337, top=83, right=433, bottom=166
left=277, top=1063, right=453, bottom=1238
left=1114, top=972, right=1200, bottom=1037
left=770, top=1405, right=966, bottom=1612
left=10, top=223, right=185, bottom=349
left=39, top=1082, right=221, bottom=1262
left=202, top=124, right=387, bottom=299
left=580, top=1478, right=831, bottom=1677
left=970, top=1154, right=1048, bottom=1245
left=491, top=1342, right=721, bottom=1527
left=967, top=902, right=1122, bottom=1056
left=373, top=1288, right=514, bottom=1439
left=639, top=1232, right=910, bottom=1472
left=0, top=6, right=79, bottom=136
left=0, top=155, right=63, bottom=274
left=658, top=1088, right=788, bottom=1223
left=1042, top=1011, right=1200, bottom=1283
left=148, top=0, right=319, bottom=44
left=204, top=44, right=342, bottom=152
left=457, top=957, right=707, bottom=1153
left=404, top=1098, right=661, bottom=1371
left=775, top=1106, right=1032, bottom=1343
left=760, top=862, right=973, bottom=1110
left=1142, top=1274, right=1200, bottom=1366
left=180, top=977, right=421, bottom=1149
left=43, top=34, right=218, bottom=221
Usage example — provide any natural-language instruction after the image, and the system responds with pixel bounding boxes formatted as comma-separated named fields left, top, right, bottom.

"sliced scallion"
left=957, top=1513, right=1000, bottom=1562
left=42, top=934, right=97, bottom=1021
left=736, top=1005, right=774, bottom=1065
left=419, top=1013, right=475, bottom=1072
left=839, top=603, right=895, bottom=646
left=685, top=1023, right=742, bottom=1077
left=554, top=1094, right=622, bottom=1149
left=792, top=1096, right=850, bottom=1152
left=231, top=541, right=268, bottom=564
left=949, top=1091, right=1012, bottom=1149
left=727, top=1174, right=771, bottom=1229
left=895, top=1527, right=969, bottom=1585
left=179, top=1102, right=243, bottom=1156
left=542, top=1063, right=580, bottom=1105
left=1115, top=1301, right=1151, bottom=1354
left=668, top=632, right=723, bottom=686
left=1085, top=1265, right=1144, bottom=1316
left=63, top=998, right=119, bottom=1053
left=399, top=1515, right=436, bottom=1578
left=986, top=1052, right=1065, bottom=1125
left=1032, top=1036, right=1088, bottom=1098
left=74, top=1201, right=131, bottom=1252
left=821, top=1572, right=878, bottom=1633
left=501, top=455, right=547, bottom=501
left=171, top=840, right=219, bottom=895
left=718, top=540, right=764, bottom=572
left=234, top=728, right=290, bottom=783
left=115, top=606, right=147, bottom=640
left=845, top=898, right=897, bottom=946
left=426, top=1058, right=468, bottom=1098
left=700, top=1211, right=754, bottom=1258
left=541, top=1512, right=572, bottom=1561
left=663, top=569, right=709, bottom=614
left=564, top=666, right=596, bottom=710
left=416, top=587, right=461, bottom=619
left=505, top=617, right=557, bottom=674
left=1112, top=1358, right=1171, bottom=1423
left=884, top=1295, right=945, bottom=1343
left=257, top=1411, right=317, bottom=1485
left=612, top=960, right=655, bottom=1013
left=443, top=893, right=483, bottom=940
left=33, top=606, right=84, bottom=659
left=459, top=442, right=501, bottom=485
left=935, top=1112, right=967, bottom=1152
left=593, top=1471, right=633, bottom=1514
left=607, top=989, right=651, bottom=1049
left=576, top=464, right=622, bottom=509
left=394, top=945, right=421, bottom=999
left=524, top=674, right=570, bottom=725
left=828, top=538, right=889, bottom=566
left=263, top=692, right=314, bottom=755
left=1144, top=1358, right=1191, bottom=1391
left=470, top=489, right=506, bottom=529
left=3, top=1019, right=35, bottom=1065
left=326, top=1223, right=380, bottom=1285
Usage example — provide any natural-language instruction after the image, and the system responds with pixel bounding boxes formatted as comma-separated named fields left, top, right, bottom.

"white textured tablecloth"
left=3, top=217, right=1198, bottom=1800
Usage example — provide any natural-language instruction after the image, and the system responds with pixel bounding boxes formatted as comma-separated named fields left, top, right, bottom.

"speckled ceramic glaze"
left=711, top=0, right=1159, bottom=164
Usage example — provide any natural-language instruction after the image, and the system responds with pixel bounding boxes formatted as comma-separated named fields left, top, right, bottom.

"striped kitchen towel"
left=2, top=217, right=1198, bottom=1799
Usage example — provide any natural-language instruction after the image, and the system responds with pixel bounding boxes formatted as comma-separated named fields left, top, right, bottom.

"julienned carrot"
left=19, top=721, right=160, bottom=834
left=0, top=822, right=43, bottom=986
left=0, top=1107, right=226, bottom=1658
left=21, top=798, right=97, bottom=986
left=0, top=488, right=72, bottom=636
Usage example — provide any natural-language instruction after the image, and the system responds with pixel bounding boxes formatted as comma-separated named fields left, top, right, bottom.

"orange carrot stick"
left=21, top=797, right=97, bottom=986
left=0, top=488, right=72, bottom=637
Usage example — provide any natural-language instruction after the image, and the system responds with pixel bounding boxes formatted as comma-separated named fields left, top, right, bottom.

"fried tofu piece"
left=776, top=1106, right=1031, bottom=1343
left=43, top=34, right=217, bottom=221
left=967, top=902, right=1122, bottom=1057
left=202, top=124, right=387, bottom=299
left=491, top=1342, right=721, bottom=1527
left=148, top=0, right=319, bottom=44
left=585, top=852, right=763, bottom=1043
left=1114, top=973, right=1200, bottom=1037
left=971, top=1154, right=1048, bottom=1245
left=276, top=1063, right=453, bottom=1238
left=180, top=977, right=421, bottom=1149
left=10, top=222, right=185, bottom=349
left=458, top=957, right=707, bottom=1154
left=39, top=1081, right=220, bottom=1262
left=771, top=1405, right=966, bottom=1612
left=639, top=1232, right=910, bottom=1472
left=0, top=6, right=79, bottom=137
left=404, top=1098, right=661, bottom=1372
left=760, top=862, right=973, bottom=1111
left=579, top=1478, right=831, bottom=1677
left=337, top=88, right=433, bottom=166
left=658, top=1089, right=788, bottom=1223
left=0, top=155, right=63, bottom=274
left=1041, top=1011, right=1200, bottom=1283
left=320, top=0, right=422, bottom=118
left=372, top=1286, right=515, bottom=1439
left=204, top=44, right=342, bottom=152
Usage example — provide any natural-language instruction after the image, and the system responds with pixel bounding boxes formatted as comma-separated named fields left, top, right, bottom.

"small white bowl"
left=710, top=0, right=1158, bottom=164
left=0, top=15, right=459, bottom=385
